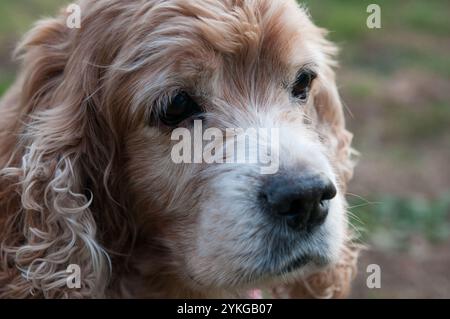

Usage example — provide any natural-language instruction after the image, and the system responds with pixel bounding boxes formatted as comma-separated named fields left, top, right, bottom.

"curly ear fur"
left=0, top=14, right=132, bottom=298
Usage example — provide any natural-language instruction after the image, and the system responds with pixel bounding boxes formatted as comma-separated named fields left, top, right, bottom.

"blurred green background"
left=1, top=0, right=449, bottom=298
left=305, top=0, right=450, bottom=298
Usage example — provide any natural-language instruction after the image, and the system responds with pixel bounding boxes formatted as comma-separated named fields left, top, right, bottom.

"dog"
left=0, top=0, right=358, bottom=298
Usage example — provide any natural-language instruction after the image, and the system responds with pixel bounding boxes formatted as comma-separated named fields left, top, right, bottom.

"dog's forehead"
left=120, top=0, right=325, bottom=117
left=151, top=0, right=318, bottom=69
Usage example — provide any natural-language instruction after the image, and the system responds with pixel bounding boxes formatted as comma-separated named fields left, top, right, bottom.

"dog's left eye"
left=160, top=91, right=203, bottom=126
left=292, top=71, right=316, bottom=101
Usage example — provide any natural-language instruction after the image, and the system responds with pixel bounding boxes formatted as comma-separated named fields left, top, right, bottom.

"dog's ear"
left=0, top=15, right=130, bottom=298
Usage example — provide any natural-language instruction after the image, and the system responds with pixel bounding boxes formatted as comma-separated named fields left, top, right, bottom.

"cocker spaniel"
left=0, top=0, right=358, bottom=298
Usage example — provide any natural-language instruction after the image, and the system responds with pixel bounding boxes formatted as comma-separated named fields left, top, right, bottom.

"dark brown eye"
left=292, top=71, right=316, bottom=101
left=160, top=91, right=202, bottom=126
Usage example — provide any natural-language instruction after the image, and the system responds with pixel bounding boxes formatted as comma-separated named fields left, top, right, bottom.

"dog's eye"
left=292, top=71, right=316, bottom=101
left=160, top=91, right=202, bottom=126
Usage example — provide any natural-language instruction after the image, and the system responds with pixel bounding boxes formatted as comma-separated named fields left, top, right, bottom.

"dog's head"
left=0, top=0, right=357, bottom=298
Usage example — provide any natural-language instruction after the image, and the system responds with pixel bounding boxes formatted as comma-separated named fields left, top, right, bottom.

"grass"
left=304, top=0, right=450, bottom=77
left=350, top=193, right=450, bottom=249
left=0, top=0, right=67, bottom=42
left=0, top=1, right=67, bottom=96
left=304, top=0, right=450, bottom=41
left=348, top=43, right=450, bottom=78
left=0, top=73, right=15, bottom=96
left=401, top=0, right=450, bottom=36
left=385, top=102, right=450, bottom=141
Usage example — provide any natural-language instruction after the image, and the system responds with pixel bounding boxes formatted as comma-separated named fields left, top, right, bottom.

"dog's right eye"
left=160, top=92, right=203, bottom=126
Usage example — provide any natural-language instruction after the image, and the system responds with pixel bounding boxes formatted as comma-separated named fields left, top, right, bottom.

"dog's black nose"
left=261, top=172, right=337, bottom=231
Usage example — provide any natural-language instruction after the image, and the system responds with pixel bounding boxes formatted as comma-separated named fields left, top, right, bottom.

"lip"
left=275, top=255, right=309, bottom=275
left=274, top=252, right=330, bottom=276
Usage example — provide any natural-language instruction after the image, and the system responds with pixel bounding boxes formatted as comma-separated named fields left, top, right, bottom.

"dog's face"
left=0, top=0, right=357, bottom=298
left=97, top=0, right=348, bottom=290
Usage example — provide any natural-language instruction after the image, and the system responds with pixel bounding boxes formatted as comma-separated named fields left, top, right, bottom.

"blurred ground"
left=1, top=0, right=449, bottom=298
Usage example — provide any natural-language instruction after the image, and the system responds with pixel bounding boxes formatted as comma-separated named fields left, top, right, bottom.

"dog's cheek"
left=182, top=167, right=265, bottom=286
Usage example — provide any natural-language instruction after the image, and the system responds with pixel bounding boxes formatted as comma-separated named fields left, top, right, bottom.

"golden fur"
left=0, top=0, right=358, bottom=298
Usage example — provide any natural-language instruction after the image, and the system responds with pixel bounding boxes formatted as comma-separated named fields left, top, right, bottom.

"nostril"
left=260, top=192, right=268, bottom=202
left=321, top=182, right=337, bottom=201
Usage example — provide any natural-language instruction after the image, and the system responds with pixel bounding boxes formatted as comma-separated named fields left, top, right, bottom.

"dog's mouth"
left=272, top=253, right=330, bottom=277
left=187, top=252, right=330, bottom=289
left=276, top=256, right=309, bottom=274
